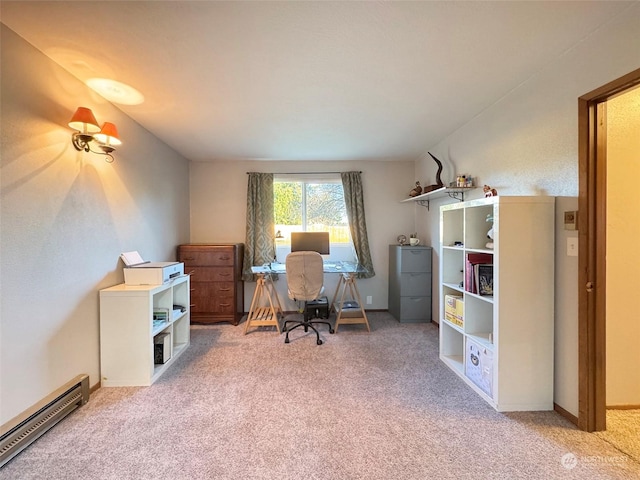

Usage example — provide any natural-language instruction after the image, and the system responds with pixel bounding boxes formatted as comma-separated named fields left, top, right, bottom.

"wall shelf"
left=401, top=186, right=476, bottom=210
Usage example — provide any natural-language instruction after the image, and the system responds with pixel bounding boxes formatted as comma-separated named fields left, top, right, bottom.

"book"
left=341, top=301, right=360, bottom=309
left=153, top=308, right=169, bottom=322
left=465, top=253, right=492, bottom=294
left=477, top=264, right=494, bottom=296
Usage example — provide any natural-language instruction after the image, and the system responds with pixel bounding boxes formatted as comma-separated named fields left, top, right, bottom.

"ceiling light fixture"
left=68, top=107, right=121, bottom=162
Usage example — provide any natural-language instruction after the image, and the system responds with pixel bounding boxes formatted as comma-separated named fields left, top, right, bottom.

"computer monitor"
left=290, top=232, right=330, bottom=255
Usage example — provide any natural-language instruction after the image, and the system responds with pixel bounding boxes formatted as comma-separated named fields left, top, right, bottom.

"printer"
left=121, top=251, right=184, bottom=285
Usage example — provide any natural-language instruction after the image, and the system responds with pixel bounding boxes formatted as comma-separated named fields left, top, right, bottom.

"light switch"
left=567, top=238, right=578, bottom=257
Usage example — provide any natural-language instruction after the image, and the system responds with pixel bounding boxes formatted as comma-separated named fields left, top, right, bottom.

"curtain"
left=341, top=171, right=375, bottom=279
left=242, top=173, right=275, bottom=281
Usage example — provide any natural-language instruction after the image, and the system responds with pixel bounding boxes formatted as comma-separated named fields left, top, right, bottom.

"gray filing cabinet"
left=388, top=245, right=432, bottom=323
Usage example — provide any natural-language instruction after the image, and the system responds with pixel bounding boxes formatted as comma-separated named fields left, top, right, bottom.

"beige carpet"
left=594, top=410, right=640, bottom=464
left=1, top=312, right=639, bottom=479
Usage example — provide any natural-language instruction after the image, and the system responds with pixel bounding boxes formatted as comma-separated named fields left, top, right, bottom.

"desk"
left=243, top=267, right=284, bottom=334
left=244, top=262, right=370, bottom=334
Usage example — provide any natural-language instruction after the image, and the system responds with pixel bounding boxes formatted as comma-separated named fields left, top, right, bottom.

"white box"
left=465, top=338, right=493, bottom=397
left=445, top=294, right=464, bottom=327
left=124, top=262, right=184, bottom=285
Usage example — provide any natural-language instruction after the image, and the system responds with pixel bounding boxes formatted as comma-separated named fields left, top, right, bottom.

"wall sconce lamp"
left=69, top=107, right=121, bottom=162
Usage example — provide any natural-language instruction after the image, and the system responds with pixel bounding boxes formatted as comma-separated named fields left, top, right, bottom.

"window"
left=274, top=175, right=355, bottom=262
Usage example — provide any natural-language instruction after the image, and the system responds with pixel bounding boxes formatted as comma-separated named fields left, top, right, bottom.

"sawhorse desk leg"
left=244, top=273, right=283, bottom=334
left=331, top=273, right=370, bottom=333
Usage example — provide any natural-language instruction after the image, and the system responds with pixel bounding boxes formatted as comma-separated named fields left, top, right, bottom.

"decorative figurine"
left=483, top=185, right=498, bottom=197
left=422, top=152, right=446, bottom=193
left=409, top=181, right=423, bottom=197
left=486, top=213, right=494, bottom=249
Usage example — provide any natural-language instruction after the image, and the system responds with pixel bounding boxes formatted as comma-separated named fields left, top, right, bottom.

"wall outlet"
left=366, top=296, right=372, bottom=305
left=567, top=237, right=578, bottom=257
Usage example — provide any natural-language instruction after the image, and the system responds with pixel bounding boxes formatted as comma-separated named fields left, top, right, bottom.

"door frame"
left=577, top=68, right=640, bottom=432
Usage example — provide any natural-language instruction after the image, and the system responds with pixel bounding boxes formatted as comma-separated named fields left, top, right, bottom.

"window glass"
left=274, top=177, right=354, bottom=262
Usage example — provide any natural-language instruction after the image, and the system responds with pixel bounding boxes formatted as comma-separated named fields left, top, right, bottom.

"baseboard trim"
left=606, top=404, right=640, bottom=410
left=554, top=403, right=578, bottom=426
left=90, top=381, right=101, bottom=394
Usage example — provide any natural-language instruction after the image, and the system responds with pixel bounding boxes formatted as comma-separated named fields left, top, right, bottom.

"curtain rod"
left=246, top=171, right=362, bottom=175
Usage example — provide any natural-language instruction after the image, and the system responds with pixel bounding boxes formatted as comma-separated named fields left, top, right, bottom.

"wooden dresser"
left=177, top=244, right=244, bottom=325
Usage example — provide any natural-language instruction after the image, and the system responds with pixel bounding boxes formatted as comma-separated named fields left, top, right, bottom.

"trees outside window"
left=274, top=179, right=354, bottom=260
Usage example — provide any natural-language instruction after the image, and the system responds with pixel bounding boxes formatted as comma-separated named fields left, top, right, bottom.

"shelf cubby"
left=441, top=248, right=464, bottom=289
left=440, top=322, right=464, bottom=374
left=464, top=204, right=494, bottom=250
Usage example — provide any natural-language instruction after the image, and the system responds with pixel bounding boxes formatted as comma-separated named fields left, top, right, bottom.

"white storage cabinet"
left=439, top=196, right=555, bottom=411
left=100, top=275, right=190, bottom=386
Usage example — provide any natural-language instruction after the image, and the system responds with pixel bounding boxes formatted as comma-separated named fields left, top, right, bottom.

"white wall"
left=413, top=4, right=640, bottom=416
left=189, top=160, right=415, bottom=312
left=0, top=26, right=191, bottom=424
left=606, top=87, right=640, bottom=406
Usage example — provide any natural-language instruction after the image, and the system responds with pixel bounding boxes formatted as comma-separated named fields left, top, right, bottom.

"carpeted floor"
left=595, top=410, right=640, bottom=464
left=1, top=312, right=639, bottom=479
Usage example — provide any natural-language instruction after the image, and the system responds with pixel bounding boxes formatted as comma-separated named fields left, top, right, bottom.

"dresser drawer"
left=211, top=282, right=235, bottom=296
left=179, top=247, right=235, bottom=266
left=191, top=292, right=236, bottom=314
left=188, top=266, right=234, bottom=282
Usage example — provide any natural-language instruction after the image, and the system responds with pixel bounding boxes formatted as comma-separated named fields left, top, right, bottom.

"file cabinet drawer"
left=399, top=272, right=432, bottom=297
left=398, top=296, right=431, bottom=323
left=399, top=248, right=431, bottom=273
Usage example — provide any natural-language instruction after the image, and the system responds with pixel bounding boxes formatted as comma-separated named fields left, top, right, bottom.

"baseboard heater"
left=0, top=374, right=90, bottom=468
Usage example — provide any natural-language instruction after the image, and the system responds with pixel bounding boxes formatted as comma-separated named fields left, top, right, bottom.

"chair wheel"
left=329, top=329, right=335, bottom=334
left=317, top=339, right=323, bottom=345
left=285, top=337, right=290, bottom=344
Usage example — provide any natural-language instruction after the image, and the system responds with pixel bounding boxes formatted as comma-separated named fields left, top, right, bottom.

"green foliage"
left=274, top=182, right=302, bottom=225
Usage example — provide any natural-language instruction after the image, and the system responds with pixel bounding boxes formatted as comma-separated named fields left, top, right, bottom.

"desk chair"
left=283, top=251, right=334, bottom=345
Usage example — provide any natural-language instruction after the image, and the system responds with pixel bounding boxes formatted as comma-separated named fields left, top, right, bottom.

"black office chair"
left=283, top=251, right=334, bottom=345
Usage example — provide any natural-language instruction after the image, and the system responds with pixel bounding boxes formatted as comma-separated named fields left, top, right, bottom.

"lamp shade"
left=68, top=107, right=100, bottom=133
left=93, top=122, right=122, bottom=146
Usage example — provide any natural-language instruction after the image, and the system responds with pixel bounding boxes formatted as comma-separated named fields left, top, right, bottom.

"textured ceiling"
left=0, top=1, right=633, bottom=162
